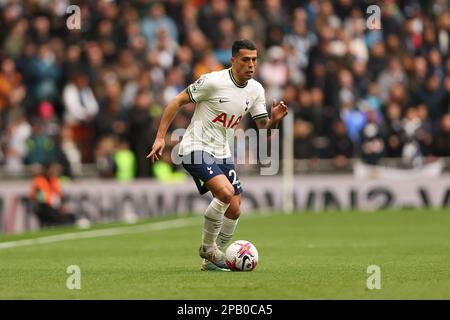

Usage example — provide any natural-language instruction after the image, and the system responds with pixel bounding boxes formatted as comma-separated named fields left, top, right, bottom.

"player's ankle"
left=201, top=243, right=216, bottom=252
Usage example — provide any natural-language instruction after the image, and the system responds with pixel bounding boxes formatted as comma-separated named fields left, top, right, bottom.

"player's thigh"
left=218, top=163, right=243, bottom=195
left=205, top=174, right=234, bottom=202
left=225, top=194, right=241, bottom=220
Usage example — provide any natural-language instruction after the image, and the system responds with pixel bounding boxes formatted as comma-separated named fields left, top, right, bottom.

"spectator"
left=309, top=87, right=327, bottom=136
left=363, top=82, right=382, bottom=113
left=258, top=46, right=288, bottom=101
left=162, top=67, right=186, bottom=105
left=95, top=19, right=118, bottom=61
left=150, top=28, right=179, bottom=71
left=121, top=69, right=153, bottom=112
left=94, top=135, right=116, bottom=178
left=389, top=82, right=409, bottom=110
left=337, top=68, right=356, bottom=110
left=30, top=15, right=51, bottom=44
left=417, top=74, right=446, bottom=122
left=63, top=72, right=99, bottom=124
left=61, top=45, right=84, bottom=85
left=359, top=109, right=385, bottom=165
left=123, top=20, right=147, bottom=58
left=37, top=101, right=60, bottom=138
left=184, top=28, right=209, bottom=64
left=141, top=2, right=178, bottom=45
left=179, top=2, right=200, bottom=43
left=114, top=139, right=136, bottom=182
left=416, top=104, right=434, bottom=157
left=293, top=119, right=317, bottom=160
left=352, top=60, right=371, bottom=100
left=214, top=36, right=233, bottom=68
left=341, top=104, right=367, bottom=144
left=30, top=43, right=60, bottom=103
left=84, top=42, right=104, bottom=85
left=428, top=48, right=444, bottom=80
left=62, top=71, right=99, bottom=162
left=380, top=2, right=403, bottom=39
left=175, top=46, right=195, bottom=85
left=3, top=18, right=28, bottom=59
left=193, top=51, right=224, bottom=81
left=128, top=90, right=157, bottom=178
left=344, top=7, right=368, bottom=63
left=233, top=0, right=266, bottom=46
left=0, top=0, right=449, bottom=177
left=367, top=41, right=387, bottom=79
left=59, top=125, right=82, bottom=178
left=434, top=114, right=450, bottom=157
left=94, top=75, right=127, bottom=140
left=330, top=119, right=353, bottom=169
left=24, top=119, right=56, bottom=166
left=283, top=8, right=317, bottom=70
left=436, top=12, right=450, bottom=56
left=3, top=110, right=31, bottom=172
left=410, top=56, right=428, bottom=95
left=401, top=107, right=424, bottom=167
left=441, top=75, right=450, bottom=116
left=197, top=0, right=231, bottom=48
left=114, top=49, right=141, bottom=84
left=283, top=83, right=301, bottom=117
left=377, top=57, right=406, bottom=104
left=30, top=163, right=76, bottom=228
left=385, top=103, right=404, bottom=158
left=0, top=58, right=26, bottom=118
left=153, top=149, right=187, bottom=183
left=262, top=0, right=288, bottom=47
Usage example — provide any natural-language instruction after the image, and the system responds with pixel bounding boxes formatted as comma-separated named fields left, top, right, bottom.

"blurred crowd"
left=0, top=0, right=450, bottom=180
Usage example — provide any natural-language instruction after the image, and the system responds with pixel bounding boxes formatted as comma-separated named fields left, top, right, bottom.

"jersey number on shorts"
left=229, top=169, right=241, bottom=189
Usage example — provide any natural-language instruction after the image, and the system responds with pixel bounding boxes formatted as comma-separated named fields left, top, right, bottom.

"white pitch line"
left=0, top=217, right=200, bottom=250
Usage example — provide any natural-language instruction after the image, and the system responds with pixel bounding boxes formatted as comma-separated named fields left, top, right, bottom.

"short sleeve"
left=186, top=75, right=213, bottom=103
left=249, top=85, right=268, bottom=120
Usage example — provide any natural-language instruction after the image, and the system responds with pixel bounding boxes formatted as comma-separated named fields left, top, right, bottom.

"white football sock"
left=217, top=216, right=239, bottom=251
left=202, top=198, right=230, bottom=250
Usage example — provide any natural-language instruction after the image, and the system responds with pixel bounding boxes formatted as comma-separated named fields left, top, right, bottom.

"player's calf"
left=201, top=197, right=230, bottom=249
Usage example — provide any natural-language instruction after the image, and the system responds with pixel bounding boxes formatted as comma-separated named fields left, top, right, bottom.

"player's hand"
left=147, top=138, right=165, bottom=162
left=271, top=99, right=288, bottom=123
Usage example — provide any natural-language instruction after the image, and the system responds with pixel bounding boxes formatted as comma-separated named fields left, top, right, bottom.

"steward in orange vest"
left=30, top=163, right=75, bottom=227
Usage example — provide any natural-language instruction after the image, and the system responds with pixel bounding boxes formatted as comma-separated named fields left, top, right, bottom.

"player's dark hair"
left=232, top=39, right=257, bottom=57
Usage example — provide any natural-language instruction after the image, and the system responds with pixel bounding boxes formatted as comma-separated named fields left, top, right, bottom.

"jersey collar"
left=228, top=68, right=248, bottom=88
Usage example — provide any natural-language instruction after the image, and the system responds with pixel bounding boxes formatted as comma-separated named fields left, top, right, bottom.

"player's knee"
left=226, top=205, right=240, bottom=220
left=215, top=185, right=234, bottom=204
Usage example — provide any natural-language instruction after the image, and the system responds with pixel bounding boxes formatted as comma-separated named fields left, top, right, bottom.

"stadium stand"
left=0, top=0, right=449, bottom=180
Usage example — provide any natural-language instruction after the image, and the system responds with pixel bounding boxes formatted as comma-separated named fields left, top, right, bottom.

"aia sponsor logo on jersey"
left=212, top=113, right=242, bottom=129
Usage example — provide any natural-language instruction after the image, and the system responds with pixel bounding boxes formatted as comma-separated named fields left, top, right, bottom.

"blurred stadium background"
left=0, top=0, right=449, bottom=233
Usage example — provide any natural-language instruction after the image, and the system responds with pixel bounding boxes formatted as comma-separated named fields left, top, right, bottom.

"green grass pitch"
left=0, top=209, right=449, bottom=299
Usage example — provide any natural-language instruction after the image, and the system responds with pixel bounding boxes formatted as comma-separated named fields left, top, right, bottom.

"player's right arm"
left=146, top=90, right=192, bottom=162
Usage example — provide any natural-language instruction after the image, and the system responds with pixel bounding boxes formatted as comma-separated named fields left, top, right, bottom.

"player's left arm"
left=254, top=99, right=288, bottom=135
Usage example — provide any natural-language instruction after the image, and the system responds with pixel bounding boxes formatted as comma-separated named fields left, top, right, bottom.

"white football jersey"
left=178, top=68, right=268, bottom=158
